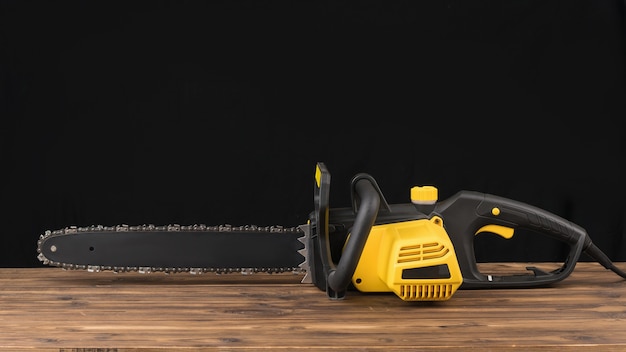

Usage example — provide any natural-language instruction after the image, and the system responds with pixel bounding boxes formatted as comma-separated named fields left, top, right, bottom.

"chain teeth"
left=297, top=224, right=312, bottom=284
left=37, top=224, right=309, bottom=277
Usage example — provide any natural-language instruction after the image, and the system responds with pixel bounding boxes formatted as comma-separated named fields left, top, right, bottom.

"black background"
left=1, top=0, right=625, bottom=267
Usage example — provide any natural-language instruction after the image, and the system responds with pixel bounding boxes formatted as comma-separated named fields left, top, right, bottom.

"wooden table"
left=1, top=263, right=626, bottom=351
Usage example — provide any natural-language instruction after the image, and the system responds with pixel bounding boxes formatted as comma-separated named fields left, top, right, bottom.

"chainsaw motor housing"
left=307, top=161, right=597, bottom=302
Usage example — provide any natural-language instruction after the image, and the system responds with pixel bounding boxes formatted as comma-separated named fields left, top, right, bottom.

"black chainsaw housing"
left=305, top=162, right=612, bottom=300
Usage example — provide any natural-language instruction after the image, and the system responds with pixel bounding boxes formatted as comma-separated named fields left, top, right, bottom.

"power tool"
left=37, top=162, right=626, bottom=301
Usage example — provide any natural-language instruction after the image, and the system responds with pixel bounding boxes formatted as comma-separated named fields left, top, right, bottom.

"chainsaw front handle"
left=326, top=175, right=381, bottom=297
left=310, top=163, right=382, bottom=299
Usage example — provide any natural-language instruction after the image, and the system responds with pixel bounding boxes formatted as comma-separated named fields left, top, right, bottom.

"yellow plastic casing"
left=351, top=217, right=463, bottom=301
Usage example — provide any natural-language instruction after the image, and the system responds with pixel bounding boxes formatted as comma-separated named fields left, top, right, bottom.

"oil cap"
left=411, top=186, right=438, bottom=205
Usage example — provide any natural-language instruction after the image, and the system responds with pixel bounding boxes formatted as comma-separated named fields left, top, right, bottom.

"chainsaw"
left=37, top=162, right=626, bottom=301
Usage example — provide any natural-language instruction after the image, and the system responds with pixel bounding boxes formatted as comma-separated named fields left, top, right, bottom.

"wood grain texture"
left=1, top=263, right=626, bottom=351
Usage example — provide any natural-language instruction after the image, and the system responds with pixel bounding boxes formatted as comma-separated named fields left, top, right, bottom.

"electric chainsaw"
left=37, top=162, right=626, bottom=301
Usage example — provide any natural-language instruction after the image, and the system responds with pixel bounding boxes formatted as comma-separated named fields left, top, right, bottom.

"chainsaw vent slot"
left=399, top=284, right=454, bottom=301
left=397, top=242, right=449, bottom=263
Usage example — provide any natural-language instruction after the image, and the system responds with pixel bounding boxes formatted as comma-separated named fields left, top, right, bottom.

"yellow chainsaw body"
left=351, top=217, right=463, bottom=301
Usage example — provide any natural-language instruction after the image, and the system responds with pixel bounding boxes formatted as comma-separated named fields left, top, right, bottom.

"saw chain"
left=37, top=223, right=308, bottom=276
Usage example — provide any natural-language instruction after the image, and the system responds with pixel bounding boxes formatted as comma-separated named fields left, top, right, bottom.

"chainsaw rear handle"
left=434, top=191, right=588, bottom=288
left=310, top=163, right=381, bottom=299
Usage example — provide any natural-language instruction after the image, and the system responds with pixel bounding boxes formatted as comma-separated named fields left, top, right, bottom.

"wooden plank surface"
left=1, top=263, right=626, bottom=351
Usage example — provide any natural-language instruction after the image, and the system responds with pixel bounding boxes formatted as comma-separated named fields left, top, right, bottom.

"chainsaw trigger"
left=475, top=224, right=515, bottom=239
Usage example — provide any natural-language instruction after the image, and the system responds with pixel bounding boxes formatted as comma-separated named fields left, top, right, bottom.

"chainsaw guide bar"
left=37, top=223, right=312, bottom=283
